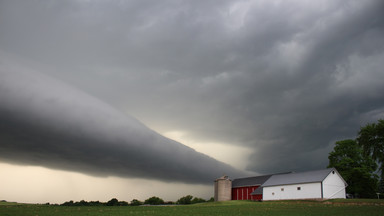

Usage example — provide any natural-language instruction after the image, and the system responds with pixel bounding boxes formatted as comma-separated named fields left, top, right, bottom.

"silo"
left=214, top=175, right=232, bottom=201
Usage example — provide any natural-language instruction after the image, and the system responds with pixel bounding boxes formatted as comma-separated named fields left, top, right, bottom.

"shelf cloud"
left=0, top=65, right=246, bottom=184
left=0, top=0, right=384, bottom=177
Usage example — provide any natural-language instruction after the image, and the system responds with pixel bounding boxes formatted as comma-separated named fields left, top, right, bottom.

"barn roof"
left=251, top=186, right=264, bottom=195
left=261, top=168, right=337, bottom=187
left=232, top=174, right=273, bottom=188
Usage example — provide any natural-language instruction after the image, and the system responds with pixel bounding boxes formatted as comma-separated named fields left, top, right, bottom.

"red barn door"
left=232, top=186, right=261, bottom=200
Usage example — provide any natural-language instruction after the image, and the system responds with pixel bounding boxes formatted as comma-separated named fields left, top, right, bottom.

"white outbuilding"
left=257, top=168, right=347, bottom=200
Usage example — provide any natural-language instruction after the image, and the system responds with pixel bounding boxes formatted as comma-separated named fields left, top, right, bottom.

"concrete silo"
left=214, top=175, right=232, bottom=201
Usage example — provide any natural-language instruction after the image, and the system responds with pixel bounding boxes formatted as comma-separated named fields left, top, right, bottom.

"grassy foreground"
left=1, top=199, right=383, bottom=216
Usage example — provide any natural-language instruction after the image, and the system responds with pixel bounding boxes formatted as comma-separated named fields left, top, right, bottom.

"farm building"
left=231, top=174, right=273, bottom=201
left=214, top=168, right=347, bottom=201
left=257, top=168, right=347, bottom=200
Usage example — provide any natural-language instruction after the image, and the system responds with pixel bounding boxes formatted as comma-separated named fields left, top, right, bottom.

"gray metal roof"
left=232, top=174, right=273, bottom=188
left=251, top=186, right=263, bottom=195
left=261, top=168, right=337, bottom=187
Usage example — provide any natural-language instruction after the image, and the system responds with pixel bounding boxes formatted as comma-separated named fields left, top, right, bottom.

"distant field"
left=0, top=199, right=383, bottom=216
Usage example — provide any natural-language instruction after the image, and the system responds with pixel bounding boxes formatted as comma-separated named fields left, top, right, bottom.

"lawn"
left=0, top=199, right=383, bottom=216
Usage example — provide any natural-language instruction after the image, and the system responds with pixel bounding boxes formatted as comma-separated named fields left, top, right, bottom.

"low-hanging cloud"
left=0, top=0, right=384, bottom=176
left=0, top=64, right=246, bottom=184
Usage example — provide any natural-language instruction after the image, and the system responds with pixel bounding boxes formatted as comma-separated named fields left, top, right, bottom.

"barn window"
left=332, top=171, right=335, bottom=174
left=281, top=188, right=284, bottom=191
left=297, top=187, right=301, bottom=190
left=272, top=192, right=275, bottom=196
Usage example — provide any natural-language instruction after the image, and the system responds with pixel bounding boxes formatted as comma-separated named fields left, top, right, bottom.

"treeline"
left=61, top=195, right=213, bottom=206
left=61, top=198, right=130, bottom=206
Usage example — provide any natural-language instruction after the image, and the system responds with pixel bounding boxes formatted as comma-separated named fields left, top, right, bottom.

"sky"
left=0, top=0, right=384, bottom=204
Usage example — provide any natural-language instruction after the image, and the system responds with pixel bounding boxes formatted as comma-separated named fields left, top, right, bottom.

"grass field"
left=1, top=199, right=383, bottom=216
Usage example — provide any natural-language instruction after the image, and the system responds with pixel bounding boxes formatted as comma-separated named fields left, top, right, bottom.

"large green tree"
left=357, top=119, right=384, bottom=193
left=328, top=139, right=378, bottom=198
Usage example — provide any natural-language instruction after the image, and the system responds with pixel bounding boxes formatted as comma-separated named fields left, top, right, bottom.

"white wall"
left=322, top=170, right=346, bottom=199
left=263, top=182, right=322, bottom=200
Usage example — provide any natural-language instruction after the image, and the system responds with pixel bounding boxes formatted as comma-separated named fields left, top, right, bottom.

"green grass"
left=0, top=202, right=19, bottom=206
left=0, top=199, right=383, bottom=216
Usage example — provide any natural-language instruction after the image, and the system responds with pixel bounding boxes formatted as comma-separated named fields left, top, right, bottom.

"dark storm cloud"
left=0, top=64, right=246, bottom=183
left=1, top=0, right=384, bottom=175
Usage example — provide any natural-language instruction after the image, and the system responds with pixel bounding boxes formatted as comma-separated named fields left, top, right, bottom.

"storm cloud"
left=1, top=0, right=384, bottom=177
left=0, top=65, right=246, bottom=183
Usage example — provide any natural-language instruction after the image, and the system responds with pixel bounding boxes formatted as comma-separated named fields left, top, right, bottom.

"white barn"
left=255, top=168, right=347, bottom=201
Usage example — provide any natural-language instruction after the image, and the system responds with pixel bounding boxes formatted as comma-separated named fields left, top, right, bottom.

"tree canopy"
left=357, top=119, right=384, bottom=193
left=176, top=195, right=193, bottom=204
left=176, top=195, right=206, bottom=204
left=328, top=139, right=378, bottom=198
left=130, top=199, right=143, bottom=206
left=357, top=120, right=384, bottom=172
left=144, top=196, right=165, bottom=205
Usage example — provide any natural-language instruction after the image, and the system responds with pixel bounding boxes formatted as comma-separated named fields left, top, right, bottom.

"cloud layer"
left=1, top=0, right=384, bottom=175
left=0, top=65, right=246, bottom=183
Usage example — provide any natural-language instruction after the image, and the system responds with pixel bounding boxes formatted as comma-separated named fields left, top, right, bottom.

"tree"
left=106, top=198, right=119, bottom=206
left=78, top=200, right=89, bottom=206
left=118, top=201, right=129, bottom=206
left=357, top=119, right=384, bottom=193
left=130, top=199, right=143, bottom=206
left=176, top=195, right=206, bottom=204
left=144, top=196, right=164, bottom=205
left=88, top=201, right=103, bottom=206
left=61, top=200, right=74, bottom=206
left=191, top=197, right=206, bottom=204
left=176, top=195, right=193, bottom=204
left=328, top=139, right=378, bottom=198
left=379, top=177, right=384, bottom=194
